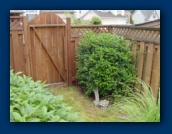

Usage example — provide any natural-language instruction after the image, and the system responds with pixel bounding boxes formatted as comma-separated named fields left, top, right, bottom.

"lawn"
left=49, top=85, right=160, bottom=122
left=49, top=86, right=123, bottom=122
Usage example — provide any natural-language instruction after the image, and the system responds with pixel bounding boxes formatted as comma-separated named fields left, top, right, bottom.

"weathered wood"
left=143, top=43, right=154, bottom=85
left=66, top=18, right=72, bottom=86
left=27, top=12, right=68, bottom=84
left=10, top=28, right=23, bottom=31
left=10, top=34, right=14, bottom=69
left=23, top=17, right=31, bottom=76
left=131, top=42, right=137, bottom=66
left=32, top=27, right=66, bottom=81
left=137, top=42, right=145, bottom=79
left=11, top=31, right=25, bottom=74
left=71, top=25, right=160, bottom=44
left=150, top=45, right=160, bottom=100
left=29, top=24, right=65, bottom=27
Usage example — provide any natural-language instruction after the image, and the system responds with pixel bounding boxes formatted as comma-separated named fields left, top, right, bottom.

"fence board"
left=10, top=34, right=14, bottom=69
left=67, top=18, right=72, bottom=85
left=131, top=42, right=137, bottom=66
left=11, top=31, right=25, bottom=73
left=23, top=17, right=31, bottom=76
left=143, top=43, right=154, bottom=85
left=151, top=45, right=160, bottom=99
left=137, top=42, right=145, bottom=80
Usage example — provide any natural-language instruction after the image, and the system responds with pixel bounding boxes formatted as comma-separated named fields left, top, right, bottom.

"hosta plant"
left=10, top=70, right=83, bottom=122
left=76, top=31, right=137, bottom=97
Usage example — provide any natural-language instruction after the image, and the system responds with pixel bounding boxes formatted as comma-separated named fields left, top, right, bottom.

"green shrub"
left=90, top=16, right=102, bottom=25
left=76, top=31, right=137, bottom=97
left=10, top=70, right=83, bottom=122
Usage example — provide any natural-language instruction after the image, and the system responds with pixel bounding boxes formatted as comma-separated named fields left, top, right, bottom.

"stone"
left=99, top=100, right=109, bottom=109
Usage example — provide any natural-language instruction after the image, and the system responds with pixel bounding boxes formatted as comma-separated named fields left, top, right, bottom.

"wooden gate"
left=27, top=12, right=71, bottom=87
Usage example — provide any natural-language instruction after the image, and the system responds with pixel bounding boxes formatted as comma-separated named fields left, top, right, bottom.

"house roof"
left=10, top=10, right=24, bottom=13
left=140, top=10, right=154, bottom=21
left=41, top=10, right=76, bottom=13
left=93, top=10, right=116, bottom=17
left=132, top=10, right=155, bottom=21
left=134, top=19, right=160, bottom=27
left=81, top=10, right=126, bottom=19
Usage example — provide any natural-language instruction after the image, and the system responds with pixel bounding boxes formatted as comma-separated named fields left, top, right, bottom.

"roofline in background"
left=134, top=19, right=160, bottom=26
left=80, top=10, right=91, bottom=19
left=80, top=10, right=127, bottom=19
left=10, top=11, right=25, bottom=13
left=101, top=16, right=127, bottom=19
left=41, top=10, right=76, bottom=13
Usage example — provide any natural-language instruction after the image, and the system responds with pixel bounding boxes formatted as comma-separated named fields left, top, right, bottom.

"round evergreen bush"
left=76, top=31, right=137, bottom=97
left=90, top=16, right=102, bottom=25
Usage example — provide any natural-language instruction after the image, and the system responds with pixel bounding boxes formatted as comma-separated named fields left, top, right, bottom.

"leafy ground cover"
left=10, top=70, right=83, bottom=122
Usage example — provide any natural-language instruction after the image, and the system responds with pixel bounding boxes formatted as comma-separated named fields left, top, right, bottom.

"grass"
left=49, top=82, right=160, bottom=122
left=50, top=86, right=120, bottom=122
left=112, top=82, right=160, bottom=122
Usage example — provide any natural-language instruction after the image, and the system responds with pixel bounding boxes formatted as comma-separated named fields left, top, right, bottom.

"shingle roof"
left=81, top=10, right=126, bottom=18
left=140, top=10, right=154, bottom=20
left=93, top=10, right=116, bottom=17
left=41, top=10, right=75, bottom=13
left=10, top=10, right=24, bottom=13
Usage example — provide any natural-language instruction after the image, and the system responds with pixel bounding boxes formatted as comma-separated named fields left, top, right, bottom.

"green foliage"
left=71, top=16, right=90, bottom=25
left=130, top=10, right=135, bottom=14
left=130, top=16, right=134, bottom=24
left=64, top=12, right=90, bottom=25
left=76, top=31, right=137, bottom=97
left=10, top=70, right=83, bottom=122
left=90, top=16, right=102, bottom=25
left=113, top=80, right=160, bottom=122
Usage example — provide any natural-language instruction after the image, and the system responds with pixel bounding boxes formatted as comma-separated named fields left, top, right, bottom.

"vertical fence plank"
left=143, top=43, right=154, bottom=85
left=12, top=31, right=20, bottom=72
left=23, top=17, right=30, bottom=76
left=18, top=33, right=25, bottom=74
left=151, top=45, right=160, bottom=100
left=66, top=18, right=72, bottom=86
left=137, top=42, right=145, bottom=80
left=131, top=42, right=137, bottom=66
left=27, top=21, right=33, bottom=78
left=10, top=34, right=14, bottom=70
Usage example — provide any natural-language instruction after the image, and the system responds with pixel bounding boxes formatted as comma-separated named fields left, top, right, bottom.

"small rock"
left=99, top=100, right=109, bottom=109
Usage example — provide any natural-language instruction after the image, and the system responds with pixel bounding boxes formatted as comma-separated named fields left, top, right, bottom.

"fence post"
left=66, top=18, right=72, bottom=86
left=23, top=16, right=30, bottom=76
left=108, top=26, right=113, bottom=34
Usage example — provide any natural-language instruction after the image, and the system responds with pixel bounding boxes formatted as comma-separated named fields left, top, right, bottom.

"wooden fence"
left=10, top=16, right=27, bottom=74
left=10, top=13, right=160, bottom=99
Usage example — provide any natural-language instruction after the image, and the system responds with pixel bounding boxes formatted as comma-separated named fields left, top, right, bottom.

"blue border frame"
left=1, top=0, right=171, bottom=133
